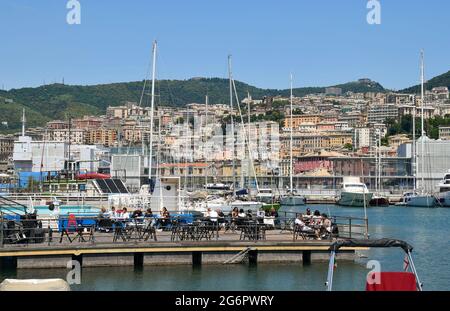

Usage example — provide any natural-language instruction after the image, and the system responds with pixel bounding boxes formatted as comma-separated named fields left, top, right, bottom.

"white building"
left=353, top=128, right=371, bottom=149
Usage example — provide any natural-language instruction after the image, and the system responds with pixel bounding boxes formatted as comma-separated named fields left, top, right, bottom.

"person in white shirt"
left=121, top=207, right=130, bottom=219
left=295, top=215, right=313, bottom=231
left=238, top=209, right=246, bottom=218
left=208, top=208, right=218, bottom=222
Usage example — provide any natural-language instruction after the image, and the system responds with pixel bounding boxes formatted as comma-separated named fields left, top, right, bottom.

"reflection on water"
left=1, top=206, right=449, bottom=291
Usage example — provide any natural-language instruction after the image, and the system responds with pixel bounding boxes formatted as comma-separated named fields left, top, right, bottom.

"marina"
left=1, top=205, right=449, bottom=291
left=0, top=0, right=449, bottom=295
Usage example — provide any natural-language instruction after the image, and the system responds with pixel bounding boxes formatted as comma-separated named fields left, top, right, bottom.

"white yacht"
left=255, top=188, right=277, bottom=204
left=405, top=193, right=437, bottom=208
left=437, top=170, right=450, bottom=207
left=337, top=177, right=373, bottom=207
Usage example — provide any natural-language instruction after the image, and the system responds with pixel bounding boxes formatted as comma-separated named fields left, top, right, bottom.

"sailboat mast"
left=420, top=50, right=425, bottom=191
left=148, top=41, right=157, bottom=184
left=228, top=55, right=236, bottom=198
left=289, top=74, right=294, bottom=193
left=412, top=95, right=417, bottom=192
left=205, top=94, right=209, bottom=186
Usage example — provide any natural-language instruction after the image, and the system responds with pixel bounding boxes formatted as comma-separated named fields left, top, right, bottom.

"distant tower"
left=21, top=108, right=26, bottom=137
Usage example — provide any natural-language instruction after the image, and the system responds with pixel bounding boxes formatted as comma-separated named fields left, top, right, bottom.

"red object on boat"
left=366, top=272, right=418, bottom=291
left=75, top=173, right=111, bottom=180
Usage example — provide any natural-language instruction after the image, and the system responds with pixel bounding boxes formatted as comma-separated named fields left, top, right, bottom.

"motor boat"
left=337, top=177, right=373, bottom=207
left=369, top=195, right=390, bottom=207
left=437, top=170, right=450, bottom=207
left=280, top=191, right=306, bottom=206
left=404, top=192, right=438, bottom=208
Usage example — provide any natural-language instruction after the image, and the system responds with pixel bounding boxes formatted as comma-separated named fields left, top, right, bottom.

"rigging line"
left=231, top=77, right=260, bottom=192
left=138, top=45, right=154, bottom=108
left=157, top=52, right=178, bottom=107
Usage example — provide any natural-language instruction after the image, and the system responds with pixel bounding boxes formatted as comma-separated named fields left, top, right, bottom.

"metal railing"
left=0, top=209, right=369, bottom=248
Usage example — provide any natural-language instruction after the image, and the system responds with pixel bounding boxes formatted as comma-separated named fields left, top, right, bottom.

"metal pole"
left=408, top=251, right=423, bottom=291
left=0, top=211, right=4, bottom=248
left=228, top=55, right=236, bottom=199
left=149, top=40, right=157, bottom=186
left=326, top=251, right=336, bottom=291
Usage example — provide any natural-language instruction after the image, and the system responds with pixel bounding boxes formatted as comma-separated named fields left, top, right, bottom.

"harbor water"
left=1, top=205, right=449, bottom=291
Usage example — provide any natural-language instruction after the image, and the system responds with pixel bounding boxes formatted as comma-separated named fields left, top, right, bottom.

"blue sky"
left=0, top=0, right=449, bottom=90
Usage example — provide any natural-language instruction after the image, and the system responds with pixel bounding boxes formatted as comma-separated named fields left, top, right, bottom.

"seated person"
left=97, top=207, right=113, bottom=232
left=238, top=209, right=246, bottom=218
left=231, top=207, right=239, bottom=219
left=294, top=215, right=313, bottom=231
left=303, top=208, right=313, bottom=224
left=269, top=207, right=278, bottom=218
left=295, top=215, right=320, bottom=239
left=132, top=208, right=143, bottom=218
left=121, top=207, right=130, bottom=220
left=144, top=208, right=153, bottom=218
left=311, top=210, right=323, bottom=226
left=207, top=208, right=219, bottom=222
left=246, top=209, right=253, bottom=220
left=158, top=207, right=171, bottom=229
left=216, top=209, right=226, bottom=226
left=321, top=213, right=333, bottom=236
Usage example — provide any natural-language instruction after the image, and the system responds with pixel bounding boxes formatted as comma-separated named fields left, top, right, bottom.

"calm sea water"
left=1, top=205, right=449, bottom=291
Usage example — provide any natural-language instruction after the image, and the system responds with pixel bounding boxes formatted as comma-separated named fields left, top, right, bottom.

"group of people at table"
left=294, top=208, right=333, bottom=240
left=97, top=206, right=333, bottom=239
left=98, top=206, right=171, bottom=231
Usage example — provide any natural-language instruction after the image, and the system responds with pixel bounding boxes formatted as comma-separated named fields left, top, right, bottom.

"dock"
left=0, top=230, right=367, bottom=269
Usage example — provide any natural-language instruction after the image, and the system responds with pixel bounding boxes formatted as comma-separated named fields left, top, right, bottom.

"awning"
left=329, top=238, right=413, bottom=253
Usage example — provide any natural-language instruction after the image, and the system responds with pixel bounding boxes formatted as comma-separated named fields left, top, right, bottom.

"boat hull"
left=369, top=196, right=390, bottom=207
left=438, top=192, right=450, bottom=207
left=338, top=192, right=373, bottom=207
left=280, top=196, right=306, bottom=206
left=405, top=195, right=437, bottom=208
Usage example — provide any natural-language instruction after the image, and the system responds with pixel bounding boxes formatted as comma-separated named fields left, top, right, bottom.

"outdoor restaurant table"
left=239, top=220, right=266, bottom=241
left=263, top=216, right=275, bottom=227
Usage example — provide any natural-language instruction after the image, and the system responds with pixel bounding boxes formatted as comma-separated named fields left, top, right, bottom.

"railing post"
left=0, top=211, right=4, bottom=248
left=365, top=218, right=369, bottom=239
left=349, top=218, right=352, bottom=239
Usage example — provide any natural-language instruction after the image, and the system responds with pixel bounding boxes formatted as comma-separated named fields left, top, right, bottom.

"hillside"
left=0, top=77, right=386, bottom=133
left=400, top=70, right=450, bottom=93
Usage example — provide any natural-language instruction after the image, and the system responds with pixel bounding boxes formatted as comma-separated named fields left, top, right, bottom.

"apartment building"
left=439, top=127, right=450, bottom=140
left=44, top=128, right=86, bottom=145
left=0, top=135, right=14, bottom=161
left=367, top=104, right=399, bottom=123
left=86, top=128, right=118, bottom=147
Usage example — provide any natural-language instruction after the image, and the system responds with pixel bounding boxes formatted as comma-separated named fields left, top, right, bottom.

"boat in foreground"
left=326, top=238, right=423, bottom=291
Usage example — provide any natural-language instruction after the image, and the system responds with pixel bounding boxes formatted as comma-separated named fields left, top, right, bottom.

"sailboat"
left=184, top=55, right=263, bottom=213
left=280, top=74, right=306, bottom=206
left=405, top=50, right=437, bottom=208
left=370, top=130, right=389, bottom=206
